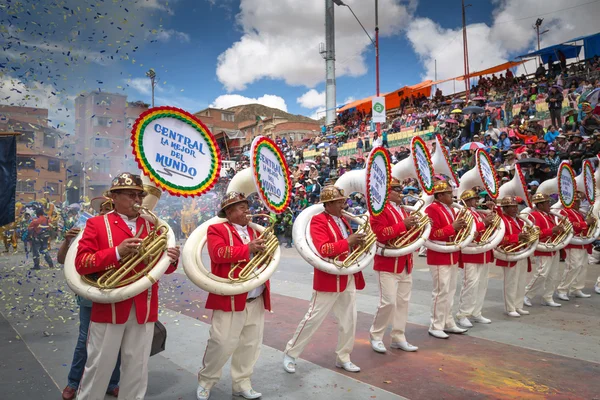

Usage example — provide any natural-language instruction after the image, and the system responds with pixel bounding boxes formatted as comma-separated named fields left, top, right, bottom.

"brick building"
left=70, top=92, right=148, bottom=201
left=194, top=108, right=245, bottom=158
left=239, top=117, right=320, bottom=148
left=0, top=105, right=68, bottom=203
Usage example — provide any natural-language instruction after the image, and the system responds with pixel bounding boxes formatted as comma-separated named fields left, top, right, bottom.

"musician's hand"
left=586, top=217, right=595, bottom=226
left=117, top=238, right=143, bottom=257
left=65, top=227, right=81, bottom=242
left=518, top=232, right=529, bottom=241
left=167, top=246, right=180, bottom=263
left=347, top=233, right=366, bottom=247
left=483, top=213, right=496, bottom=227
left=403, top=215, right=419, bottom=229
left=452, top=218, right=468, bottom=231
left=248, top=238, right=266, bottom=254
left=485, top=201, right=496, bottom=210
left=552, top=225, right=564, bottom=235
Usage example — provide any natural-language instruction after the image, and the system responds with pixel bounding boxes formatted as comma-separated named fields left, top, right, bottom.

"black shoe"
left=30, top=267, right=41, bottom=270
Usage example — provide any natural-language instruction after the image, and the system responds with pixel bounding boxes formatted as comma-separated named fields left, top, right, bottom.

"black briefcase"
left=150, top=320, right=167, bottom=356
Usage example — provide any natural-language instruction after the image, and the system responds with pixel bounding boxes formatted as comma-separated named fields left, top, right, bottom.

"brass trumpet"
left=229, top=214, right=279, bottom=282
left=501, top=221, right=541, bottom=253
left=582, top=208, right=597, bottom=239
left=333, top=211, right=378, bottom=268
left=389, top=196, right=430, bottom=249
left=478, top=212, right=501, bottom=244
left=82, top=204, right=169, bottom=289
left=451, top=200, right=474, bottom=245
left=544, top=214, right=572, bottom=247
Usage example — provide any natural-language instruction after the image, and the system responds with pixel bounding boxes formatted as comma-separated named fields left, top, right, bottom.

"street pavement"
left=1, top=244, right=599, bottom=400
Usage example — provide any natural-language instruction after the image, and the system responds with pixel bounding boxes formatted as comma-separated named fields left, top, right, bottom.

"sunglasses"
left=118, top=191, right=147, bottom=200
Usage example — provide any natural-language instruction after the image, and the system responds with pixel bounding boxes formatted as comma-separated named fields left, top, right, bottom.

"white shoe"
left=571, top=290, right=591, bottom=298
left=391, top=341, right=418, bottom=352
left=542, top=300, right=561, bottom=307
left=516, top=308, right=530, bottom=315
left=595, top=284, right=600, bottom=294
left=523, top=296, right=533, bottom=307
left=283, top=354, right=296, bottom=373
left=233, top=389, right=262, bottom=399
left=556, top=293, right=570, bottom=301
left=370, top=339, right=387, bottom=353
left=457, top=317, right=473, bottom=328
left=444, top=326, right=468, bottom=334
left=472, top=315, right=492, bottom=324
left=507, top=311, right=520, bottom=317
left=335, top=361, right=360, bottom=372
left=428, top=329, right=449, bottom=339
left=196, top=385, right=210, bottom=400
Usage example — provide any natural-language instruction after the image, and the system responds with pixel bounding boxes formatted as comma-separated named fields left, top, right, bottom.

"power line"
left=493, top=0, right=600, bottom=25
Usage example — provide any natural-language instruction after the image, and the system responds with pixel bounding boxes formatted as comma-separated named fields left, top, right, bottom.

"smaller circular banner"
left=558, top=162, right=576, bottom=209
left=515, top=164, right=532, bottom=208
left=476, top=150, right=499, bottom=199
left=583, top=160, right=596, bottom=205
left=251, top=136, right=292, bottom=214
left=435, top=134, right=459, bottom=185
left=412, top=136, right=435, bottom=195
left=366, top=147, right=391, bottom=216
left=131, top=106, right=221, bottom=197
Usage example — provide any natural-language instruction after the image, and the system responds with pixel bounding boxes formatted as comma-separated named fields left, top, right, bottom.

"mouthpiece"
left=133, top=204, right=142, bottom=211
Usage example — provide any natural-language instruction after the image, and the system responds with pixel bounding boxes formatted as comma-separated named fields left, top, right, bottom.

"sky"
left=1, top=0, right=599, bottom=130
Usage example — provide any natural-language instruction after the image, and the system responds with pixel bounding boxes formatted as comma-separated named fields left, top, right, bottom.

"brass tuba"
left=63, top=176, right=177, bottom=303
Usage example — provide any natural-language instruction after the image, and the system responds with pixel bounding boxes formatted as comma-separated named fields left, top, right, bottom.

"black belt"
left=246, top=295, right=261, bottom=303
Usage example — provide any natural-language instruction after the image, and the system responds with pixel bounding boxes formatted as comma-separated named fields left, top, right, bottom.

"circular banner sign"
left=515, top=164, right=532, bottom=208
left=131, top=106, right=221, bottom=197
left=582, top=160, right=596, bottom=204
left=476, top=149, right=499, bottom=199
left=366, top=147, right=391, bottom=216
left=251, top=136, right=292, bottom=214
left=435, top=134, right=459, bottom=186
left=558, top=162, right=575, bottom=209
left=412, top=136, right=435, bottom=195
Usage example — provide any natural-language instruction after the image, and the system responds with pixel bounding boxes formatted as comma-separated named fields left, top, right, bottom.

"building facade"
left=0, top=105, right=68, bottom=203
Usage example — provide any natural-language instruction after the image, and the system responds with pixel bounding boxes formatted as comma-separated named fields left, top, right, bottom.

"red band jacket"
left=460, top=208, right=494, bottom=266
left=370, top=203, right=413, bottom=274
left=496, top=214, right=532, bottom=271
left=76, top=212, right=177, bottom=324
left=205, top=222, right=272, bottom=312
left=425, top=201, right=460, bottom=266
left=530, top=210, right=558, bottom=257
left=560, top=208, right=591, bottom=252
left=310, top=212, right=366, bottom=292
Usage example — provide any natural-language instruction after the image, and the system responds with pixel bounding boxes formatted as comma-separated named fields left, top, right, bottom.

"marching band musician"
left=196, top=192, right=270, bottom=400
left=425, top=181, right=469, bottom=339
left=368, top=178, right=420, bottom=353
left=524, top=193, right=565, bottom=308
left=456, top=190, right=496, bottom=327
left=75, top=173, right=180, bottom=400
left=283, top=186, right=366, bottom=374
left=496, top=196, right=531, bottom=317
left=556, top=192, right=593, bottom=300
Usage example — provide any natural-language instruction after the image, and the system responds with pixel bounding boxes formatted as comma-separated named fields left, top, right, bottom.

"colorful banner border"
left=558, top=162, right=576, bottom=210
left=251, top=136, right=292, bottom=214
left=515, top=164, right=532, bottom=208
left=366, top=146, right=391, bottom=216
left=412, top=136, right=435, bottom=195
left=476, top=149, right=500, bottom=199
left=435, top=134, right=459, bottom=185
left=582, top=160, right=596, bottom=205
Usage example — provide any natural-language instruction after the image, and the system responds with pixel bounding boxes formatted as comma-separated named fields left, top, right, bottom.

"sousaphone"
left=569, top=159, right=599, bottom=245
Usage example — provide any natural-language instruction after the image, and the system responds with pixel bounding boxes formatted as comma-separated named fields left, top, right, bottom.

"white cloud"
left=405, top=0, right=600, bottom=94
left=297, top=89, right=325, bottom=109
left=146, top=28, right=191, bottom=43
left=210, top=94, right=288, bottom=112
left=216, top=0, right=412, bottom=91
left=138, top=0, right=175, bottom=15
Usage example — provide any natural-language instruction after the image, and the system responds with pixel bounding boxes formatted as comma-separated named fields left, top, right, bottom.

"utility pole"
left=146, top=68, right=156, bottom=107
left=322, top=0, right=337, bottom=127
left=533, top=18, right=549, bottom=66
left=375, top=0, right=381, bottom=136
left=461, top=0, right=471, bottom=98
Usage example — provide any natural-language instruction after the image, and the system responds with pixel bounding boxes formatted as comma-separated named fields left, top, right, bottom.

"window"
left=16, top=180, right=35, bottom=192
left=221, top=113, right=235, bottom=122
left=94, top=117, right=112, bottom=127
left=48, top=159, right=61, bottom=172
left=94, top=137, right=111, bottom=148
left=95, top=95, right=112, bottom=106
left=94, top=159, right=111, bottom=173
left=45, top=182, right=59, bottom=194
left=17, top=157, right=35, bottom=169
left=258, top=125, right=263, bottom=133
left=43, top=133, right=57, bottom=148
left=16, top=130, right=35, bottom=144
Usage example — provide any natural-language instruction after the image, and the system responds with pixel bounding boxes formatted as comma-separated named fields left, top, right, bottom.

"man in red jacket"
left=424, top=181, right=468, bottom=339
left=283, top=186, right=366, bottom=374
left=556, top=192, right=593, bottom=300
left=496, top=196, right=531, bottom=317
left=75, top=173, right=180, bottom=400
left=196, top=192, right=270, bottom=400
left=524, top=193, right=565, bottom=308
left=456, top=190, right=496, bottom=328
left=368, top=178, right=419, bottom=353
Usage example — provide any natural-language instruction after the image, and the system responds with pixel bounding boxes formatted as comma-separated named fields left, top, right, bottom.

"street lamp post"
left=533, top=18, right=549, bottom=66
left=146, top=68, right=157, bottom=107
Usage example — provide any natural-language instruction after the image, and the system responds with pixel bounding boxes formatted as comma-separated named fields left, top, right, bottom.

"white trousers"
left=503, top=259, right=529, bottom=313
left=77, top=306, right=154, bottom=400
left=285, top=275, right=356, bottom=364
left=557, top=248, right=588, bottom=294
left=525, top=253, right=560, bottom=303
left=457, top=262, right=490, bottom=319
left=369, top=270, right=412, bottom=343
left=198, top=297, right=265, bottom=392
left=429, top=264, right=458, bottom=331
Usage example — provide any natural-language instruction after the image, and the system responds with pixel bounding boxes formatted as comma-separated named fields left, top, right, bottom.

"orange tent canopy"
left=455, top=60, right=526, bottom=81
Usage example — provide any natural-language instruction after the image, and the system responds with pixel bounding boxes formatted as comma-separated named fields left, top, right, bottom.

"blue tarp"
left=566, top=32, right=600, bottom=60
left=518, top=44, right=582, bottom=64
